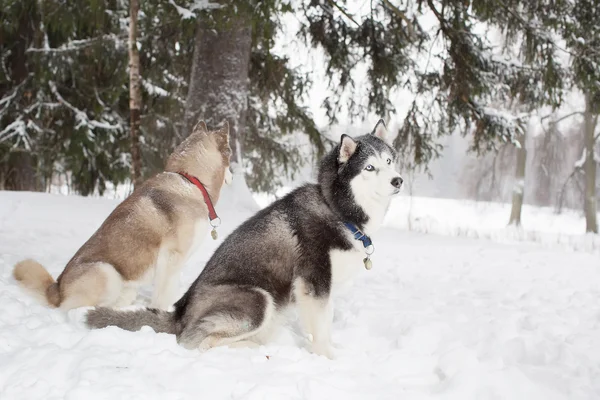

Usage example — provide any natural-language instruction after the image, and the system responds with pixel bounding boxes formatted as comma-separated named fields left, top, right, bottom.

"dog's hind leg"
left=59, top=262, right=124, bottom=310
left=176, top=285, right=275, bottom=351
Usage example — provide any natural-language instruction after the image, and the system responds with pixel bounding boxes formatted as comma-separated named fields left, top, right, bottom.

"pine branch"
left=380, top=0, right=414, bottom=38
left=327, top=0, right=360, bottom=27
left=168, top=0, right=222, bottom=19
left=1, top=50, right=12, bottom=82
left=26, top=34, right=127, bottom=53
left=0, top=118, right=25, bottom=142
left=0, top=81, right=26, bottom=114
left=541, top=111, right=584, bottom=125
left=49, top=81, right=121, bottom=131
left=493, top=0, right=599, bottom=60
left=426, top=0, right=445, bottom=28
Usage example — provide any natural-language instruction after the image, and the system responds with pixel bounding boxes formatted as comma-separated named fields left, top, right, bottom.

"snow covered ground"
left=1, top=189, right=599, bottom=399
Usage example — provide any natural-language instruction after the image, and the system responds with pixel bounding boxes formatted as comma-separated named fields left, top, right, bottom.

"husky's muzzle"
left=391, top=176, right=403, bottom=194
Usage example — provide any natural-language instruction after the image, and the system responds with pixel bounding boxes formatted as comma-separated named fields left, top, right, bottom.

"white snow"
left=513, top=179, right=525, bottom=195
left=575, top=149, right=587, bottom=169
left=168, top=0, right=221, bottom=20
left=26, top=34, right=125, bottom=54
left=142, top=79, right=170, bottom=98
left=0, top=118, right=27, bottom=143
left=1, top=190, right=599, bottom=399
left=382, top=195, right=600, bottom=253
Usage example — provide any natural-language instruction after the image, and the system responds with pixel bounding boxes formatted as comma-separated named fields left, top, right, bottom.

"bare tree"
left=537, top=112, right=586, bottom=212
left=583, top=94, right=598, bottom=233
left=129, top=0, right=142, bottom=188
left=508, top=124, right=527, bottom=226
left=533, top=118, right=562, bottom=207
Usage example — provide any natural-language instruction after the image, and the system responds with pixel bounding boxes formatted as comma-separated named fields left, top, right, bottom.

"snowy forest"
left=1, top=0, right=599, bottom=233
left=2, top=2, right=600, bottom=398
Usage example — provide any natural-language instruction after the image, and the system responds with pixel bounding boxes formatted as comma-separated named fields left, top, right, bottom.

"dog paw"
left=312, top=342, right=336, bottom=360
left=330, top=340, right=343, bottom=350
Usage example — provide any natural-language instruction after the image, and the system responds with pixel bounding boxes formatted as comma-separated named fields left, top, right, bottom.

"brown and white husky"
left=13, top=120, right=232, bottom=311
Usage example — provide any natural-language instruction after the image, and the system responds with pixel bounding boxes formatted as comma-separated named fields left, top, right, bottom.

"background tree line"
left=1, top=0, right=598, bottom=232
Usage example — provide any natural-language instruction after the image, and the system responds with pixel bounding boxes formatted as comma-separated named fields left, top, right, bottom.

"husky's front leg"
left=294, top=278, right=335, bottom=359
left=151, top=248, right=182, bottom=310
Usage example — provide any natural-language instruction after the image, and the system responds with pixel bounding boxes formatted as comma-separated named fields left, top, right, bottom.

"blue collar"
left=344, top=222, right=373, bottom=249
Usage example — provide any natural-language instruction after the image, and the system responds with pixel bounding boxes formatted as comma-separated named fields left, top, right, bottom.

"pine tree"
left=491, top=0, right=567, bottom=226
left=1, top=0, right=130, bottom=195
left=129, top=0, right=143, bottom=189
left=0, top=1, right=197, bottom=195
left=3, top=0, right=593, bottom=204
left=180, top=0, right=324, bottom=193
left=562, top=0, right=599, bottom=233
left=0, top=0, right=40, bottom=190
left=300, top=1, right=566, bottom=169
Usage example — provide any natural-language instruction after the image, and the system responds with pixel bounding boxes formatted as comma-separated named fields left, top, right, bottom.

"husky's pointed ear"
left=192, top=120, right=208, bottom=135
left=215, top=119, right=231, bottom=145
left=339, top=134, right=357, bottom=163
left=371, top=119, right=388, bottom=141
left=217, top=120, right=230, bottom=137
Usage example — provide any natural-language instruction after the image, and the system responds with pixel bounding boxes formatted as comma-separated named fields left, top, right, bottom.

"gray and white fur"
left=87, top=120, right=402, bottom=358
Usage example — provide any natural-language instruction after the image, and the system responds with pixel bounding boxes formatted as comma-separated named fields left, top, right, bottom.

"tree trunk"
left=583, top=94, right=598, bottom=233
left=129, top=0, right=143, bottom=188
left=2, top=150, right=39, bottom=191
left=183, top=5, right=257, bottom=210
left=183, top=6, right=253, bottom=166
left=1, top=2, right=39, bottom=191
left=509, top=128, right=527, bottom=226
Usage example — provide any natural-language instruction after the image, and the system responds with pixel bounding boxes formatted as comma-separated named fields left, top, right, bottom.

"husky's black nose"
left=391, top=177, right=403, bottom=188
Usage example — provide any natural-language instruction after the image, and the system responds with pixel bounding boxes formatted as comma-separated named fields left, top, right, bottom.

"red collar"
left=177, top=172, right=219, bottom=223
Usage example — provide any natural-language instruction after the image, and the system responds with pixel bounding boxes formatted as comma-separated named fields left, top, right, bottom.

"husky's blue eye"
left=386, top=158, right=392, bottom=165
left=365, top=165, right=375, bottom=171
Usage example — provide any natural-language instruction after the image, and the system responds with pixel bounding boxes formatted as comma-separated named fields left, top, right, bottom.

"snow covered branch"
left=326, top=0, right=360, bottom=27
left=381, top=0, right=415, bottom=38
left=26, top=34, right=127, bottom=53
left=142, top=79, right=185, bottom=104
left=0, top=83, right=23, bottom=115
left=0, top=118, right=26, bottom=143
left=574, top=149, right=586, bottom=169
left=49, top=81, right=122, bottom=131
left=541, top=111, right=584, bottom=126
left=168, top=0, right=222, bottom=20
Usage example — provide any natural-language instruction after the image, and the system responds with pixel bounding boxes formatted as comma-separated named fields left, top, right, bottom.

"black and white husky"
left=87, top=120, right=402, bottom=358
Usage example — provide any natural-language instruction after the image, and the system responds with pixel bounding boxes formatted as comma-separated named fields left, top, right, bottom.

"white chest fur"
left=187, top=218, right=210, bottom=259
left=329, top=247, right=365, bottom=295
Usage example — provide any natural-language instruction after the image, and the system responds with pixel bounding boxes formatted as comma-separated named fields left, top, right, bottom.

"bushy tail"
left=86, top=307, right=176, bottom=334
left=13, top=259, right=61, bottom=307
